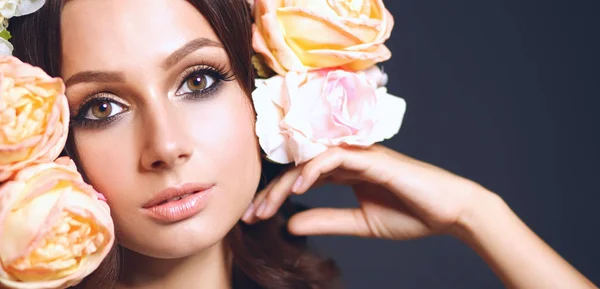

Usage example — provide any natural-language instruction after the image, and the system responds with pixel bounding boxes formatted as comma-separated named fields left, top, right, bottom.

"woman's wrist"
left=449, top=185, right=597, bottom=289
left=450, top=184, right=511, bottom=244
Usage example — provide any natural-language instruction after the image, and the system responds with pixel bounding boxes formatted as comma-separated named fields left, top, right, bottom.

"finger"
left=296, top=146, right=435, bottom=198
left=288, top=207, right=432, bottom=240
left=325, top=169, right=364, bottom=186
left=294, top=147, right=368, bottom=194
left=254, top=165, right=352, bottom=221
left=256, top=166, right=303, bottom=219
left=242, top=169, right=334, bottom=224
left=241, top=176, right=278, bottom=224
left=287, top=208, right=373, bottom=238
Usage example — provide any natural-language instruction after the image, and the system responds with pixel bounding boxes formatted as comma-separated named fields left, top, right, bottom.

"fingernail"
left=242, top=203, right=255, bottom=221
left=292, top=176, right=303, bottom=193
left=256, top=200, right=267, bottom=217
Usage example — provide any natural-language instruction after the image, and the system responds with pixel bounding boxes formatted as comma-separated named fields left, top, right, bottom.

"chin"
left=117, top=206, right=242, bottom=259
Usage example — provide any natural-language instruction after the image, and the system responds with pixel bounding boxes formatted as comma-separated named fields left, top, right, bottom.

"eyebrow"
left=64, top=38, right=223, bottom=87
left=162, top=37, right=223, bottom=69
left=65, top=71, right=126, bottom=87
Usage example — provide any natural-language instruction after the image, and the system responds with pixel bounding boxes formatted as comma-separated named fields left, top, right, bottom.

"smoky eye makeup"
left=70, top=93, right=130, bottom=130
left=173, top=62, right=236, bottom=101
left=69, top=61, right=236, bottom=130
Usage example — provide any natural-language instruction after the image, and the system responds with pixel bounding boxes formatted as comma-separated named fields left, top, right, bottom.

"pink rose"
left=0, top=56, right=69, bottom=182
left=252, top=68, right=406, bottom=164
left=0, top=157, right=115, bottom=289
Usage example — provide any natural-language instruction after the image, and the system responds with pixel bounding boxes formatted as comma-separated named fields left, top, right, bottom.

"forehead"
left=60, top=0, right=219, bottom=79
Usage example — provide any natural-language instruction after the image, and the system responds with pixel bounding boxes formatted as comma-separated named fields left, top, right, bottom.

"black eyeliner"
left=70, top=63, right=234, bottom=130
left=175, top=64, right=235, bottom=101
left=71, top=112, right=126, bottom=130
left=70, top=95, right=128, bottom=129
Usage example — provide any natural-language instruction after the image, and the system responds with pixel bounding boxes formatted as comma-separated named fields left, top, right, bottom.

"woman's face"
left=60, top=0, right=261, bottom=258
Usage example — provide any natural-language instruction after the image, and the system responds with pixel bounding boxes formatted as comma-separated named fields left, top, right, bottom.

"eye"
left=176, top=71, right=216, bottom=96
left=82, top=99, right=126, bottom=120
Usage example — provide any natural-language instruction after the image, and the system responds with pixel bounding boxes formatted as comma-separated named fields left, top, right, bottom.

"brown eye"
left=186, top=74, right=208, bottom=91
left=91, top=101, right=112, bottom=119
left=176, top=71, right=216, bottom=96
left=83, top=99, right=125, bottom=120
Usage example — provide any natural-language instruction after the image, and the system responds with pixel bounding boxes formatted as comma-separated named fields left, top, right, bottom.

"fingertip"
left=255, top=199, right=279, bottom=220
left=258, top=206, right=276, bottom=220
left=298, top=165, right=320, bottom=194
left=241, top=217, right=254, bottom=225
left=287, top=210, right=322, bottom=236
left=241, top=203, right=255, bottom=223
left=286, top=216, right=307, bottom=236
left=291, top=175, right=304, bottom=193
left=255, top=200, right=267, bottom=217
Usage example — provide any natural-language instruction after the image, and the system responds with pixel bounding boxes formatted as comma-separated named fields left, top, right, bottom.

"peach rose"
left=0, top=157, right=114, bottom=289
left=253, top=0, right=394, bottom=75
left=0, top=56, right=69, bottom=182
left=252, top=68, right=406, bottom=164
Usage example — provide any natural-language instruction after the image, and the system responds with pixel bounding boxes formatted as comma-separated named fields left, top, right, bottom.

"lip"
left=142, top=183, right=214, bottom=223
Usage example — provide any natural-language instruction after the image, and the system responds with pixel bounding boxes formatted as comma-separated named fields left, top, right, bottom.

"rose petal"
left=362, top=65, right=388, bottom=87
left=276, top=7, right=363, bottom=50
left=285, top=129, right=328, bottom=165
left=252, top=77, right=293, bottom=164
left=370, top=88, right=407, bottom=142
left=280, top=71, right=325, bottom=137
left=253, top=1, right=306, bottom=74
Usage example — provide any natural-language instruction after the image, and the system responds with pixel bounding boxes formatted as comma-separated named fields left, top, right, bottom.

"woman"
left=8, top=0, right=596, bottom=288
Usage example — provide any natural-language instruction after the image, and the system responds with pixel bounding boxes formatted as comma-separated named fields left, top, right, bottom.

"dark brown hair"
left=9, top=0, right=340, bottom=288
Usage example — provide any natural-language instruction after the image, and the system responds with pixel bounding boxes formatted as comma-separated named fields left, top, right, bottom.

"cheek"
left=188, top=86, right=261, bottom=199
left=71, top=122, right=141, bottom=209
left=197, top=99, right=257, bottom=162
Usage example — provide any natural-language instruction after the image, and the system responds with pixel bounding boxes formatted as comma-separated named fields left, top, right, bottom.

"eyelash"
left=70, top=95, right=126, bottom=130
left=70, top=64, right=235, bottom=130
left=175, top=64, right=235, bottom=100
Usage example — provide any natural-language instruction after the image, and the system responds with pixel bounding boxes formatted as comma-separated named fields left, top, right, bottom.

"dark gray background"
left=293, top=1, right=600, bottom=288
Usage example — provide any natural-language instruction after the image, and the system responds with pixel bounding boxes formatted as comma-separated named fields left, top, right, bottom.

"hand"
left=241, top=144, right=495, bottom=240
left=241, top=145, right=599, bottom=289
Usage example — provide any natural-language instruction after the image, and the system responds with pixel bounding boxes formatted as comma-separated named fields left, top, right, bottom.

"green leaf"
left=0, top=29, right=11, bottom=41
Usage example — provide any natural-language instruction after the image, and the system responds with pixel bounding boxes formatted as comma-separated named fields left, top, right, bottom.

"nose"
left=140, top=100, right=194, bottom=172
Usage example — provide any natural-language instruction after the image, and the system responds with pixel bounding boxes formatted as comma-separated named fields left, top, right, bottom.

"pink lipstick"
left=142, top=183, right=213, bottom=223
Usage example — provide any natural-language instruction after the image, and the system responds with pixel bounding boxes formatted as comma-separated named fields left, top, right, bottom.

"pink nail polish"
left=256, top=201, right=267, bottom=217
left=242, top=203, right=255, bottom=221
left=292, top=176, right=303, bottom=192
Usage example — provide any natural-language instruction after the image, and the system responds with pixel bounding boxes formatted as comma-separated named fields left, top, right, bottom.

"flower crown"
left=0, top=1, right=405, bottom=288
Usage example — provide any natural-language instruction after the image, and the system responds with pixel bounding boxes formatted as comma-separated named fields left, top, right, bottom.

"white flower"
left=362, top=65, right=390, bottom=87
left=252, top=68, right=406, bottom=164
left=0, top=16, right=7, bottom=30
left=0, top=0, right=18, bottom=19
left=15, top=0, right=46, bottom=17
left=0, top=0, right=46, bottom=19
left=0, top=36, right=13, bottom=55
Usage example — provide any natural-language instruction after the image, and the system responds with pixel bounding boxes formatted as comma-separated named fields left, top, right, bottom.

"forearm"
left=453, top=191, right=597, bottom=289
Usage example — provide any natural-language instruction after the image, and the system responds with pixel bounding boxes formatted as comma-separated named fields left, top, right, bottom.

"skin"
left=246, top=145, right=598, bottom=289
left=61, top=0, right=259, bottom=287
left=58, top=0, right=596, bottom=288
